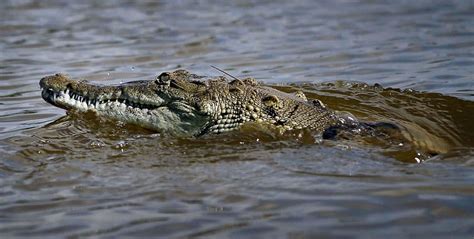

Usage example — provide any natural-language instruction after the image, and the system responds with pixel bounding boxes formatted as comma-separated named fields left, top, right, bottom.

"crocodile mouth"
left=40, top=86, right=162, bottom=113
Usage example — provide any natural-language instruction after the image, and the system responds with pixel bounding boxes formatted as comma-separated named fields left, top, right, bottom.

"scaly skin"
left=40, top=70, right=359, bottom=136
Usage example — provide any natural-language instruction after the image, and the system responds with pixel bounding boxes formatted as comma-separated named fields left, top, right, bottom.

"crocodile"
left=39, top=70, right=397, bottom=138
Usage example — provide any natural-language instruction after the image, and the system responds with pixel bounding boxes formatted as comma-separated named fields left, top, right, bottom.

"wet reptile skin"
left=40, top=70, right=389, bottom=137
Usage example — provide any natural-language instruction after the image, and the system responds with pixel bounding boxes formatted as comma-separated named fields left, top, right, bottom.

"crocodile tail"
left=322, top=121, right=401, bottom=140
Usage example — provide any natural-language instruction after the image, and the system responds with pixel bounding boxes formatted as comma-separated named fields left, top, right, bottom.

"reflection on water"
left=1, top=0, right=474, bottom=238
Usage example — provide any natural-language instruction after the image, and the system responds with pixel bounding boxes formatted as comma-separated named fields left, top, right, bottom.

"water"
left=1, top=0, right=474, bottom=238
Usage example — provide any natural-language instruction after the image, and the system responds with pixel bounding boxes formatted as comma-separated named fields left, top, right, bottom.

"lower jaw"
left=55, top=100, right=180, bottom=133
left=48, top=95, right=206, bottom=135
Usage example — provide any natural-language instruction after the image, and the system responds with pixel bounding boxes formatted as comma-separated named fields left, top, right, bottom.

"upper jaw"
left=40, top=74, right=167, bottom=111
left=39, top=73, right=204, bottom=115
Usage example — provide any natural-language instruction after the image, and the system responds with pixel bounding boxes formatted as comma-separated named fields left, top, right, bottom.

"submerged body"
left=39, top=70, right=389, bottom=138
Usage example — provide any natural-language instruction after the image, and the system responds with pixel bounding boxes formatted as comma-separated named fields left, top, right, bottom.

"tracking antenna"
left=210, top=65, right=240, bottom=81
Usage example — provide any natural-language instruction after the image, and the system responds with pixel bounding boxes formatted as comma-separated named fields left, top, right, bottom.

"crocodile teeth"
left=44, top=85, right=163, bottom=114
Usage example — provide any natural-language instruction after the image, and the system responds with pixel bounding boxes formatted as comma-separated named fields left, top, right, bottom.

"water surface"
left=1, top=0, right=474, bottom=238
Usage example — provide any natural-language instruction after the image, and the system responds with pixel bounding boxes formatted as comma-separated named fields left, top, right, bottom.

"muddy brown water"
left=1, top=0, right=474, bottom=238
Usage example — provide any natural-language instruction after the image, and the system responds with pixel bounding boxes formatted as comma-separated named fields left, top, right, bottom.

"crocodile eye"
left=156, top=72, right=171, bottom=85
left=262, top=95, right=280, bottom=107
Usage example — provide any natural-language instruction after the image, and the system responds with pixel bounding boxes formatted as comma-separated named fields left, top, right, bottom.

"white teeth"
left=49, top=90, right=157, bottom=114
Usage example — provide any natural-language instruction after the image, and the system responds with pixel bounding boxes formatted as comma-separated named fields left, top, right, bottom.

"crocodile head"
left=40, top=70, right=212, bottom=135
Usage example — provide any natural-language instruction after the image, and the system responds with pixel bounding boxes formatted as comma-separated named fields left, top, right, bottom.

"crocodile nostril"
left=39, top=77, right=48, bottom=87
